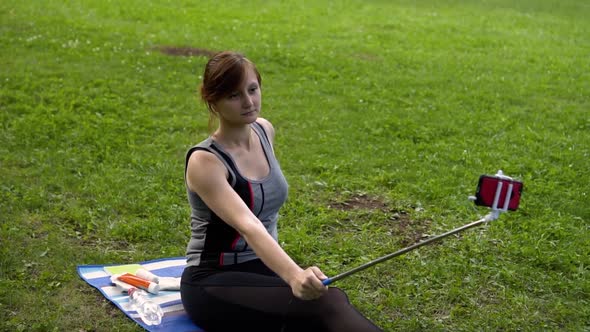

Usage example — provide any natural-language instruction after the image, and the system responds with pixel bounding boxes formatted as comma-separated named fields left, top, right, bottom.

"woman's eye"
left=228, top=93, right=239, bottom=99
left=249, top=86, right=258, bottom=93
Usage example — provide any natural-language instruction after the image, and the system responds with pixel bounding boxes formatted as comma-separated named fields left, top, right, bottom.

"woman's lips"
left=242, top=110, right=258, bottom=116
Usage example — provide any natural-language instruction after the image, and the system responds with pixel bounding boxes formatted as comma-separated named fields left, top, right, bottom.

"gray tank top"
left=184, top=122, right=289, bottom=267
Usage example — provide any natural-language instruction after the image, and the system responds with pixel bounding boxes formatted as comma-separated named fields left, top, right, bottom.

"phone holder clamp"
left=488, top=170, right=514, bottom=222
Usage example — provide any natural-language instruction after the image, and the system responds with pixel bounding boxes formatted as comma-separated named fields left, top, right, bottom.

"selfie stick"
left=322, top=170, right=515, bottom=286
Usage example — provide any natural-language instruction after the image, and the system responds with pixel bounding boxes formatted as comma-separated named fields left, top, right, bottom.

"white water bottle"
left=128, top=288, right=163, bottom=326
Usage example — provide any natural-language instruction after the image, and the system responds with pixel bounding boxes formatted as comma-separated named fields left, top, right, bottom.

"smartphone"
left=474, top=175, right=523, bottom=211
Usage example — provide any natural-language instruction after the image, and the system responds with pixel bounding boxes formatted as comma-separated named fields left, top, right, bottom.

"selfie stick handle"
left=323, top=170, right=514, bottom=286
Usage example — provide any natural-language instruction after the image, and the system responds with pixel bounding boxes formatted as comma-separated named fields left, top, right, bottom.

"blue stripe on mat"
left=77, top=257, right=204, bottom=332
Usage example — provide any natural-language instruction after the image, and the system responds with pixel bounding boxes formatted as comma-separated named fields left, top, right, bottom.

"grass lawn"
left=1, top=0, right=588, bottom=331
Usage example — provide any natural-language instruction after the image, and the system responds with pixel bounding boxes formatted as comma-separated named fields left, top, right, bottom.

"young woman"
left=180, top=51, right=382, bottom=332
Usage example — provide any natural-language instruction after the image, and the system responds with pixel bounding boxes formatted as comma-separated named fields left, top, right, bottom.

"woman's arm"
left=186, top=150, right=327, bottom=300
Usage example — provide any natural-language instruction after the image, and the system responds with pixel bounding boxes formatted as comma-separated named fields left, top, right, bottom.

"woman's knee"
left=326, top=287, right=350, bottom=304
left=310, top=287, right=351, bottom=315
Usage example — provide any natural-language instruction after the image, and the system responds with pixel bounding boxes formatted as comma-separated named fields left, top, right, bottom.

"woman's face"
left=212, top=67, right=261, bottom=126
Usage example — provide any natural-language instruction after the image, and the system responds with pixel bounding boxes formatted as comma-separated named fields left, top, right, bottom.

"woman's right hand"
left=290, top=266, right=329, bottom=300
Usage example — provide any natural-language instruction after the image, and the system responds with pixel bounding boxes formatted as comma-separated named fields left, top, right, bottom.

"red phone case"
left=474, top=175, right=523, bottom=211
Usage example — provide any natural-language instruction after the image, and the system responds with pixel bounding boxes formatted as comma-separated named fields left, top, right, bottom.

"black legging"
left=180, top=259, right=383, bottom=332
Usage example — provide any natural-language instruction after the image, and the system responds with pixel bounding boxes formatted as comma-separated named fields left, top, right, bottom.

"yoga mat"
left=77, top=257, right=204, bottom=332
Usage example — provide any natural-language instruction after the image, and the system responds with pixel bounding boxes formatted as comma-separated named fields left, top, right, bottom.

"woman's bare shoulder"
left=188, top=148, right=219, bottom=165
left=256, top=117, right=275, bottom=142
left=186, top=150, right=226, bottom=191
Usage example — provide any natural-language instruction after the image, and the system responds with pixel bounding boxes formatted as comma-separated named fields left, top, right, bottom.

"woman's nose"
left=242, top=95, right=253, bottom=108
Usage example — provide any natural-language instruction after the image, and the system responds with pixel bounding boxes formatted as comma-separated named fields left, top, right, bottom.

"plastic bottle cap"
left=136, top=269, right=159, bottom=283
left=147, top=282, right=160, bottom=294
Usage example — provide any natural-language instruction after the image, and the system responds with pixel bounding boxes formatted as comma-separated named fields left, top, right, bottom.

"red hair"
left=200, top=51, right=262, bottom=132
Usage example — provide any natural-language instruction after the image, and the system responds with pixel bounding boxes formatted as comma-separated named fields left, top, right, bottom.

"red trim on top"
left=247, top=181, right=254, bottom=210
left=231, top=233, right=241, bottom=250
left=220, top=182, right=254, bottom=265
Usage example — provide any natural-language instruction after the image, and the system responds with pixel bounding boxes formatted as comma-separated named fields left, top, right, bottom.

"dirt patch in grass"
left=328, top=193, right=389, bottom=211
left=152, top=46, right=217, bottom=57
left=393, top=211, right=431, bottom=247
left=328, top=193, right=431, bottom=246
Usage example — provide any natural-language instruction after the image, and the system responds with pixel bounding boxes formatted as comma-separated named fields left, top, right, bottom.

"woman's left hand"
left=290, top=266, right=329, bottom=300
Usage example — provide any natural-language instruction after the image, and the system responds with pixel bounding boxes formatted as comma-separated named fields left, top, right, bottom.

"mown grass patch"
left=1, top=0, right=588, bottom=331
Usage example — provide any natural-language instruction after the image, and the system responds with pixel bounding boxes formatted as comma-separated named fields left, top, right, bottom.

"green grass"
left=1, top=0, right=589, bottom=331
